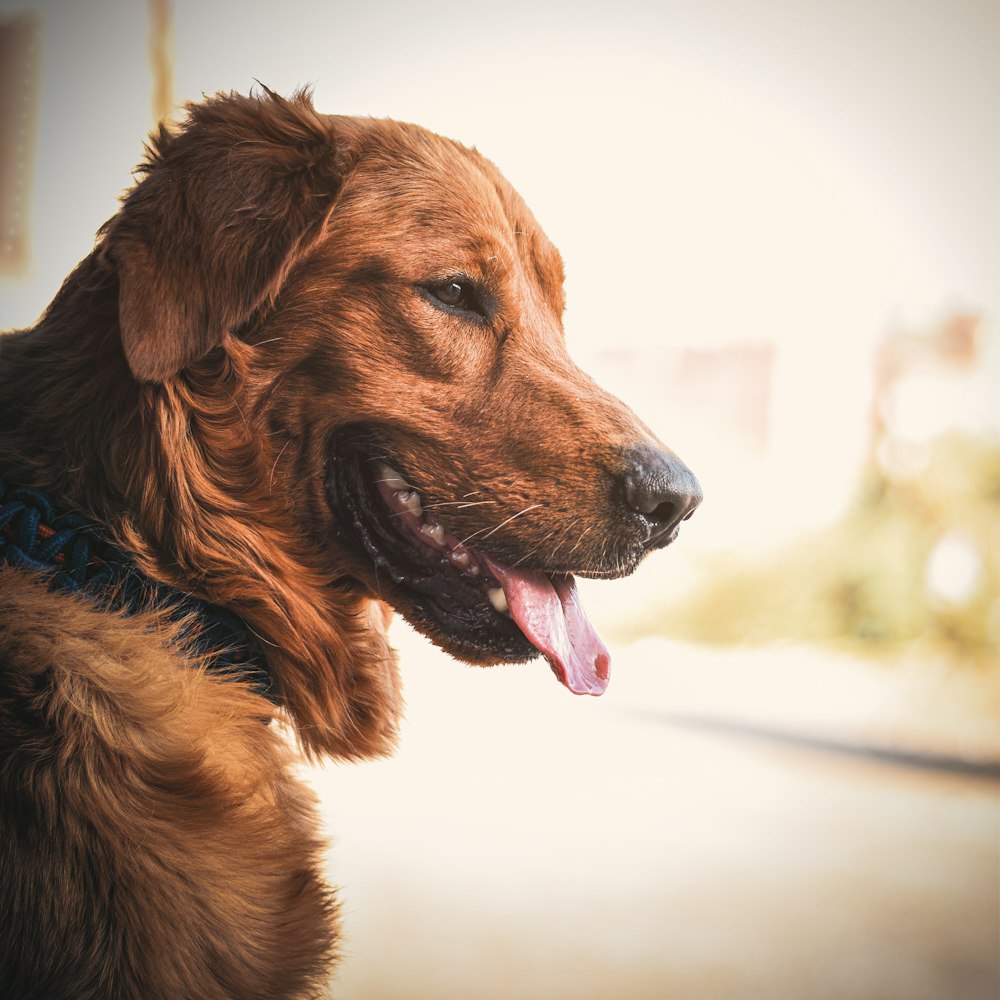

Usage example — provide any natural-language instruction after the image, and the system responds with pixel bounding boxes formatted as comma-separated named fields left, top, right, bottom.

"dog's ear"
left=104, top=89, right=354, bottom=382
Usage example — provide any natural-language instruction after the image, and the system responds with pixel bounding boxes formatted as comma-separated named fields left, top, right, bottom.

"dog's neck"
left=0, top=474, right=274, bottom=701
left=0, top=251, right=402, bottom=759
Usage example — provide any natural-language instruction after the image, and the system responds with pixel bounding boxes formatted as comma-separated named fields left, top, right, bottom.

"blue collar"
left=0, top=476, right=274, bottom=704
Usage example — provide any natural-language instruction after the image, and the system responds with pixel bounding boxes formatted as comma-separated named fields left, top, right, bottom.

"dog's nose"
left=621, top=446, right=702, bottom=543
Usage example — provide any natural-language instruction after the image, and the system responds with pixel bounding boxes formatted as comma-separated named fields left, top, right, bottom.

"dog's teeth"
left=487, top=586, right=508, bottom=614
left=450, top=548, right=481, bottom=576
left=375, top=462, right=409, bottom=491
left=398, top=490, right=422, bottom=517
left=449, top=549, right=471, bottom=569
left=421, top=522, right=446, bottom=546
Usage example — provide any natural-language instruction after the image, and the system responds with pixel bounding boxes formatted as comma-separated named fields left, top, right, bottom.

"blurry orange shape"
left=0, top=12, right=40, bottom=275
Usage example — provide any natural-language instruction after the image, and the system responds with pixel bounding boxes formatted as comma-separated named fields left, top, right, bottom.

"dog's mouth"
left=326, top=443, right=610, bottom=696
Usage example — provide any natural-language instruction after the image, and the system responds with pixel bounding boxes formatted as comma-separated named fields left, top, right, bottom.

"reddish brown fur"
left=0, top=569, right=337, bottom=998
left=0, top=89, right=678, bottom=996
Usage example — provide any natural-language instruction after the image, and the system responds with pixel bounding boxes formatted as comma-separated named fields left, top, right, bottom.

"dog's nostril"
left=649, top=499, right=681, bottom=527
left=621, top=446, right=702, bottom=539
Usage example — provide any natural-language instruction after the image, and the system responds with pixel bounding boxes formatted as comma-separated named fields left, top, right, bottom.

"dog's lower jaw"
left=326, top=447, right=612, bottom=695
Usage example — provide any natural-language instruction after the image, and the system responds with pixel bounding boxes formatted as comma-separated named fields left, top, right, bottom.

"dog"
left=0, top=89, right=701, bottom=998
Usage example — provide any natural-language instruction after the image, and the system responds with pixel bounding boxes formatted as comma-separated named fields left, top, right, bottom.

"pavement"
left=305, top=622, right=1000, bottom=1000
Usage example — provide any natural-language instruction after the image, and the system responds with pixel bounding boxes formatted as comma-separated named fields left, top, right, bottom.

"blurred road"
left=307, top=625, right=999, bottom=1000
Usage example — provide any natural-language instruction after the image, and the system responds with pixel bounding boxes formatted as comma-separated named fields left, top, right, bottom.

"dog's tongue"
left=483, top=558, right=610, bottom=696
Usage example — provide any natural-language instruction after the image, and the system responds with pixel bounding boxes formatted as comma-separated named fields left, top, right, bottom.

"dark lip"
left=324, top=432, right=537, bottom=664
left=646, top=525, right=680, bottom=552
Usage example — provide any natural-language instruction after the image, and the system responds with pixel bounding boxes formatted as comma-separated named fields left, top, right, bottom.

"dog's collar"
left=0, top=475, right=275, bottom=704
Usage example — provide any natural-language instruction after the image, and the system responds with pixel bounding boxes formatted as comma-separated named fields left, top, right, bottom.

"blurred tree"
left=631, top=308, right=999, bottom=671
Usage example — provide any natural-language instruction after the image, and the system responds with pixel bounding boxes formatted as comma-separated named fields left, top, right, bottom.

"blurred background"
left=1, top=1, right=997, bottom=997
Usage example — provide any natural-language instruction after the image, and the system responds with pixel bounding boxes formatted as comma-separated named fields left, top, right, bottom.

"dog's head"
left=103, top=89, right=700, bottom=709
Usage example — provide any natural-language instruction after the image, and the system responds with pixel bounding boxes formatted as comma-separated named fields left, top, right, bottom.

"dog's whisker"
left=511, top=542, right=542, bottom=569
left=512, top=526, right=562, bottom=569
left=480, top=503, right=543, bottom=540
left=384, top=499, right=496, bottom=520
left=565, top=524, right=594, bottom=562
left=459, top=503, right=543, bottom=547
left=423, top=500, right=495, bottom=510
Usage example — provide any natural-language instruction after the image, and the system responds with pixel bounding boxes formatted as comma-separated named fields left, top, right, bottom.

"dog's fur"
left=0, top=90, right=695, bottom=998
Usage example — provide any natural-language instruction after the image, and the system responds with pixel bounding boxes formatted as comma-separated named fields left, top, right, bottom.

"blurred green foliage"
left=635, top=433, right=1000, bottom=668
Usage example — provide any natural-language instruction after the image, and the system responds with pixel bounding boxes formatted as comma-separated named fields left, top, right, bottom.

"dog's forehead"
left=347, top=119, right=514, bottom=218
left=331, top=116, right=563, bottom=286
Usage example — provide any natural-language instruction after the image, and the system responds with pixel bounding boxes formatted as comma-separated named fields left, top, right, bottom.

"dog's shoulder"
left=0, top=566, right=272, bottom=752
left=0, top=567, right=338, bottom=1000
left=0, top=563, right=172, bottom=692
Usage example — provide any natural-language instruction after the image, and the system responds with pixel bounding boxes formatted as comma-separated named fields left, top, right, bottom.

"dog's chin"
left=324, top=437, right=537, bottom=667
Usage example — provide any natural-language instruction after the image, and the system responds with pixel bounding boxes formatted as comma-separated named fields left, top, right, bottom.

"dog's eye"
left=434, top=282, right=467, bottom=307
left=425, top=279, right=488, bottom=319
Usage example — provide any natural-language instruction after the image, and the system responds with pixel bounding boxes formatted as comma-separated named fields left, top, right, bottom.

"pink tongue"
left=483, top=558, right=610, bottom=696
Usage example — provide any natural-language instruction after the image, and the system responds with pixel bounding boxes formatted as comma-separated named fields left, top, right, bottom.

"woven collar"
left=0, top=476, right=274, bottom=703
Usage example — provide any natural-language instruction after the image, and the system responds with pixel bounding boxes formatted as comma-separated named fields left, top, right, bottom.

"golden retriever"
left=0, top=88, right=700, bottom=998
